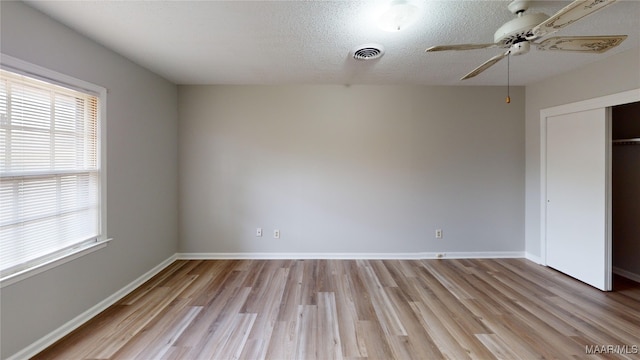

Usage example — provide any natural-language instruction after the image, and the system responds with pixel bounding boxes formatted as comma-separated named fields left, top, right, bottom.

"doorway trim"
left=539, top=88, right=640, bottom=288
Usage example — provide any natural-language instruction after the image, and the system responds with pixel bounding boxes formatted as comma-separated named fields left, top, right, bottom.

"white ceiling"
left=24, top=0, right=640, bottom=86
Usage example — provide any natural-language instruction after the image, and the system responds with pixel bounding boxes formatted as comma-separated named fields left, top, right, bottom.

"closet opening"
left=612, top=101, right=640, bottom=290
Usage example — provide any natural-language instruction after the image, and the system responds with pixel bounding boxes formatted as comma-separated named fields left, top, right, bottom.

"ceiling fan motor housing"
left=494, top=13, right=549, bottom=45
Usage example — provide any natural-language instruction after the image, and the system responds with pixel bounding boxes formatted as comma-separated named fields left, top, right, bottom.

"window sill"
left=0, top=238, right=113, bottom=288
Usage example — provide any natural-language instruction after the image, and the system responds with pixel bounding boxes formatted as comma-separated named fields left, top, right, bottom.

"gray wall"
left=0, top=2, right=178, bottom=358
left=612, top=102, right=640, bottom=277
left=525, top=48, right=640, bottom=259
left=178, top=85, right=525, bottom=254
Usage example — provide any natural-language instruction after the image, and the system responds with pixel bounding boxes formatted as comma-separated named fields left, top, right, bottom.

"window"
left=0, top=57, right=107, bottom=284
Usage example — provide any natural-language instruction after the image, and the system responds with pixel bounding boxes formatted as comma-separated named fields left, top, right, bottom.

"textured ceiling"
left=24, top=0, right=640, bottom=86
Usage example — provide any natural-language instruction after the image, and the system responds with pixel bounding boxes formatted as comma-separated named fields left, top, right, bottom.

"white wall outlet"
left=256, top=228, right=262, bottom=237
left=274, top=229, right=280, bottom=239
left=435, top=229, right=443, bottom=239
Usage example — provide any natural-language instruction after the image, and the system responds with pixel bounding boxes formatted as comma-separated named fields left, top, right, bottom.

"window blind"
left=0, top=68, right=101, bottom=277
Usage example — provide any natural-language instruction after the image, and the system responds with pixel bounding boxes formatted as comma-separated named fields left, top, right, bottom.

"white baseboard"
left=7, top=254, right=178, bottom=360
left=176, top=251, right=525, bottom=260
left=429, top=251, right=525, bottom=259
left=178, top=252, right=424, bottom=260
left=613, top=266, right=640, bottom=283
left=525, top=252, right=543, bottom=265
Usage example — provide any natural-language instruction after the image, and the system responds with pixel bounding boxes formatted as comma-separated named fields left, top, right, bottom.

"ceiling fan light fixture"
left=509, top=41, right=530, bottom=56
left=377, top=0, right=420, bottom=32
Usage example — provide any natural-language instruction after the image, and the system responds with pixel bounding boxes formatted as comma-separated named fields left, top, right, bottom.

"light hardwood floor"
left=34, top=259, right=640, bottom=359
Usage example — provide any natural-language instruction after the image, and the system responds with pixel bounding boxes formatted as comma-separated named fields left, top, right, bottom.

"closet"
left=612, top=101, right=640, bottom=284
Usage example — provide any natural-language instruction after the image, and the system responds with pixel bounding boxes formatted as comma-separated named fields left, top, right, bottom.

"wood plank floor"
left=34, top=259, right=640, bottom=359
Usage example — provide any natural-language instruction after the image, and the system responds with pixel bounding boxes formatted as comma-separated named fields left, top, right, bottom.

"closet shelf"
left=613, top=138, right=640, bottom=145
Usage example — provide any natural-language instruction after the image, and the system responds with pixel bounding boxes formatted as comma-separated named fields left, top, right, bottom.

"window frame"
left=0, top=54, right=110, bottom=288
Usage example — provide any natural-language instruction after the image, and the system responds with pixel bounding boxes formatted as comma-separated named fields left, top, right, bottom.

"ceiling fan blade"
left=530, top=0, right=617, bottom=39
left=536, top=35, right=627, bottom=53
left=460, top=51, right=510, bottom=80
left=426, top=43, right=498, bottom=52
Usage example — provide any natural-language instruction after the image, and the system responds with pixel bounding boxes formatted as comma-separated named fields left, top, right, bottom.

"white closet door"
left=546, top=108, right=610, bottom=291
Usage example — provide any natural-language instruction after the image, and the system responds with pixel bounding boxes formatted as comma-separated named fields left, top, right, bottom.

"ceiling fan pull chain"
left=506, top=53, right=511, bottom=104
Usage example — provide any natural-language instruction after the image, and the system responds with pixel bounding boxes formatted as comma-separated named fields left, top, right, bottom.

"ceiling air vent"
left=352, top=44, right=385, bottom=60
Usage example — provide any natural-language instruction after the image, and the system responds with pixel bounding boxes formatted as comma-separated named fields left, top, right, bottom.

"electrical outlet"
left=435, top=229, right=443, bottom=239
left=274, top=229, right=280, bottom=239
left=256, top=228, right=262, bottom=237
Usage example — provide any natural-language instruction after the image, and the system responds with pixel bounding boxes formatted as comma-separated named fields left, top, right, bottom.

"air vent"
left=353, top=44, right=385, bottom=60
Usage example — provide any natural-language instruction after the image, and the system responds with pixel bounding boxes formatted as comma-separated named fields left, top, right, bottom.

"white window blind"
left=0, top=68, right=102, bottom=278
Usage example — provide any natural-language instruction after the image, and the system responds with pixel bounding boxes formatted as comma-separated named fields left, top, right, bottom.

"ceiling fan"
left=426, top=0, right=627, bottom=80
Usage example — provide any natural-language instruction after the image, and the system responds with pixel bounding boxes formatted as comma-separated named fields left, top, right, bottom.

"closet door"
left=546, top=108, right=611, bottom=291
